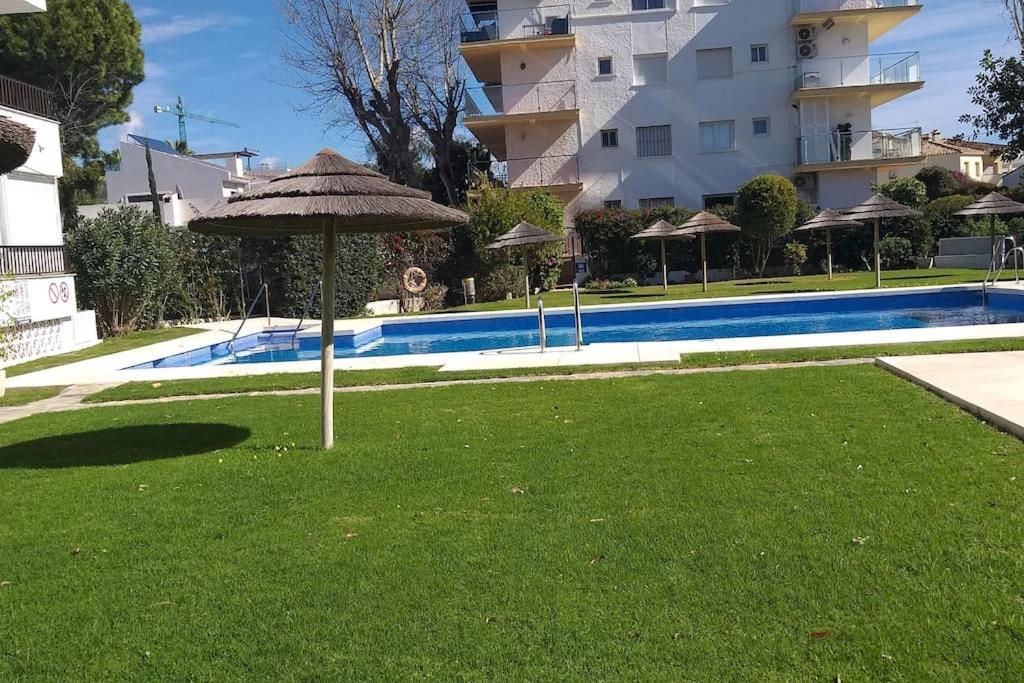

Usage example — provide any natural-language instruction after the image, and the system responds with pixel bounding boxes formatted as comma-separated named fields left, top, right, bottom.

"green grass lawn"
left=0, top=386, right=64, bottom=408
left=2, top=365, right=1023, bottom=679
left=85, top=336, right=1024, bottom=403
left=449, top=268, right=987, bottom=313
left=5, top=327, right=203, bottom=378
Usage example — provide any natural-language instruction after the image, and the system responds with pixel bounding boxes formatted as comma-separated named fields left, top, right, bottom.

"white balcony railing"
left=797, top=127, right=922, bottom=166
left=493, top=155, right=581, bottom=189
left=464, top=81, right=577, bottom=119
left=793, top=0, right=920, bottom=13
left=460, top=4, right=572, bottom=44
left=794, top=51, right=921, bottom=90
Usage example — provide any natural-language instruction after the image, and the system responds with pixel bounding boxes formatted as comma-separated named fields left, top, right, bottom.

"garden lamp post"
left=485, top=222, right=564, bottom=309
left=843, top=194, right=923, bottom=289
left=795, top=210, right=864, bottom=281
left=630, top=219, right=695, bottom=291
left=671, top=212, right=743, bottom=293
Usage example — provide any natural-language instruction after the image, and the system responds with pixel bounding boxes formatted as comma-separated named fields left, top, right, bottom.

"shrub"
left=879, top=236, right=915, bottom=269
left=419, top=284, right=449, bottom=312
left=923, top=195, right=978, bottom=243
left=479, top=262, right=524, bottom=301
left=574, top=205, right=695, bottom=279
left=167, top=232, right=241, bottom=323
left=915, top=166, right=960, bottom=200
left=621, top=277, right=638, bottom=288
left=66, top=207, right=177, bottom=336
left=878, top=176, right=928, bottom=209
left=735, top=174, right=798, bottom=276
left=878, top=177, right=932, bottom=256
left=782, top=242, right=808, bottom=275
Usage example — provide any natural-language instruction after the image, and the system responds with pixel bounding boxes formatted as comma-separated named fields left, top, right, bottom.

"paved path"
left=879, top=352, right=1024, bottom=439
left=0, top=359, right=872, bottom=423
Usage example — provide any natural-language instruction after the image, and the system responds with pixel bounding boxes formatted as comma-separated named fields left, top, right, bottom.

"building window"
left=703, top=194, right=737, bottom=210
left=752, top=117, right=771, bottom=137
left=600, top=129, right=619, bottom=148
left=975, top=161, right=982, bottom=177
left=640, top=197, right=674, bottom=208
left=699, top=120, right=735, bottom=153
left=632, top=0, right=667, bottom=10
left=604, top=200, right=623, bottom=209
left=598, top=57, right=613, bottom=76
left=636, top=125, right=672, bottom=158
left=632, top=54, right=668, bottom=86
left=750, top=44, right=769, bottom=64
left=696, top=48, right=733, bottom=80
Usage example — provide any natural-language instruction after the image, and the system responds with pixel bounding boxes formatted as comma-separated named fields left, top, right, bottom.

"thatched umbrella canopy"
left=190, top=148, right=468, bottom=449
left=671, top=212, right=742, bottom=293
left=844, top=194, right=923, bottom=288
left=955, top=192, right=1024, bottom=266
left=631, top=219, right=695, bottom=291
left=0, top=116, right=35, bottom=175
left=485, top=221, right=563, bottom=308
left=795, top=210, right=863, bottom=281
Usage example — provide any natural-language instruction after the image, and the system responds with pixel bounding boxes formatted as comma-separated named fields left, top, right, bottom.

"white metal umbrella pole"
left=523, top=246, right=531, bottom=309
left=660, top=240, right=668, bottom=291
left=700, top=234, right=709, bottom=293
left=873, top=218, right=881, bottom=288
left=826, top=227, right=833, bottom=281
left=321, top=226, right=336, bottom=450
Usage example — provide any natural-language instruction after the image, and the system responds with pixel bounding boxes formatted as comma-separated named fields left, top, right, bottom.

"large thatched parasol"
left=954, top=192, right=1024, bottom=266
left=844, top=194, right=923, bottom=288
left=672, top=212, right=742, bottom=293
left=485, top=221, right=563, bottom=308
left=795, top=210, right=863, bottom=281
left=0, top=116, right=35, bottom=175
left=191, top=149, right=468, bottom=449
left=631, top=219, right=695, bottom=291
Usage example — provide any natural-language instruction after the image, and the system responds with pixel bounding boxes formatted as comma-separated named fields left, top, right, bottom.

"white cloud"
left=143, top=14, right=250, bottom=44
left=133, top=6, right=162, bottom=20
left=120, top=109, right=146, bottom=141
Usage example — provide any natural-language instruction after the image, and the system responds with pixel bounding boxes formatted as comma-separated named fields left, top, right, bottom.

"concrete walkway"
left=879, top=351, right=1024, bottom=439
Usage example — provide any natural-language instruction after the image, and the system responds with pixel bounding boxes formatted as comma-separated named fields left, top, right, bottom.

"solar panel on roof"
left=127, top=134, right=178, bottom=155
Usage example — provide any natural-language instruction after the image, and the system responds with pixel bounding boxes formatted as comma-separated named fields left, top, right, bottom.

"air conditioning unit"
left=797, top=42, right=818, bottom=61
left=793, top=173, right=817, bottom=191
left=796, top=25, right=817, bottom=43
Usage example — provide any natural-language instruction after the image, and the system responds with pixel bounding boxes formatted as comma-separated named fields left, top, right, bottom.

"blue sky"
left=100, top=0, right=1017, bottom=166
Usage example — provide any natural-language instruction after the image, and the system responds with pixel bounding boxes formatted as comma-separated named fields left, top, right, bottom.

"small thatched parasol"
left=672, top=212, right=743, bottom=293
left=955, top=192, right=1024, bottom=266
left=191, top=148, right=468, bottom=449
left=0, top=116, right=36, bottom=175
left=795, top=210, right=864, bottom=281
left=844, top=194, right=923, bottom=288
left=485, top=221, right=563, bottom=308
left=631, top=219, right=695, bottom=291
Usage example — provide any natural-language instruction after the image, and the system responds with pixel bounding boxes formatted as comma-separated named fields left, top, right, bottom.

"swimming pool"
left=128, top=286, right=1024, bottom=370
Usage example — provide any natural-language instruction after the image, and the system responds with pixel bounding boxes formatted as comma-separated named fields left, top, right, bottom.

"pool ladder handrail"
left=572, top=281, right=584, bottom=350
left=983, top=236, right=1022, bottom=304
left=291, top=280, right=323, bottom=346
left=537, top=300, right=547, bottom=352
left=227, top=282, right=269, bottom=352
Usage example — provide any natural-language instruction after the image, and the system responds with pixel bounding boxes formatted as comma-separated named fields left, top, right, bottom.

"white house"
left=460, top=0, right=926, bottom=244
left=886, top=130, right=1019, bottom=186
left=1, top=0, right=99, bottom=366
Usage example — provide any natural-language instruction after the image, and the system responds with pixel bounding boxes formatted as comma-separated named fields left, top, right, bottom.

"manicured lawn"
left=85, top=336, right=1024, bottom=403
left=0, top=386, right=64, bottom=408
left=449, top=268, right=987, bottom=313
left=5, top=327, right=203, bottom=378
left=2, top=366, right=1023, bottom=679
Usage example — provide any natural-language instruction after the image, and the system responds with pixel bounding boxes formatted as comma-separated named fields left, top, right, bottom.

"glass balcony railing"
left=793, top=0, right=920, bottom=13
left=794, top=51, right=921, bottom=90
left=492, top=155, right=581, bottom=189
left=464, top=81, right=577, bottom=119
left=459, top=5, right=572, bottom=44
left=797, top=127, right=922, bottom=166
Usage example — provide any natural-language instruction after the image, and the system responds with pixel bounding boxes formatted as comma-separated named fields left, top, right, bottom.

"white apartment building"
left=1, top=0, right=99, bottom=365
left=460, top=0, right=925, bottom=222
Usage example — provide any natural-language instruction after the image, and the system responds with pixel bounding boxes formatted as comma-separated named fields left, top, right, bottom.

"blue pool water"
left=130, top=288, right=1024, bottom=369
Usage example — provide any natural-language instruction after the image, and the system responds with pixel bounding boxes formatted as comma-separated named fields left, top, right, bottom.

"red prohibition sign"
left=48, top=283, right=59, bottom=304
left=59, top=283, right=70, bottom=302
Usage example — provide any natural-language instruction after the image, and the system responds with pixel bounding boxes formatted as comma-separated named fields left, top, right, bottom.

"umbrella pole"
left=661, top=240, right=668, bottom=291
left=826, top=227, right=833, bottom=281
left=991, top=214, right=997, bottom=268
left=701, top=234, right=708, bottom=294
left=523, top=246, right=531, bottom=309
left=873, top=218, right=881, bottom=289
left=321, top=227, right=336, bottom=450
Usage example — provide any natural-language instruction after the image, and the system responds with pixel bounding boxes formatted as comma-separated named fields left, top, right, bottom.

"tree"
left=879, top=177, right=933, bottom=256
left=960, top=50, right=1024, bottom=162
left=1006, top=0, right=1024, bottom=48
left=145, top=141, right=161, bottom=222
left=878, top=176, right=928, bottom=209
left=735, top=174, right=798, bottom=277
left=915, top=166, right=960, bottom=201
left=0, top=0, right=144, bottom=160
left=923, top=195, right=978, bottom=242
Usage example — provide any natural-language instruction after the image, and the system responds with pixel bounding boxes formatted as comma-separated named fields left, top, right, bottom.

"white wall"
left=0, top=105, right=63, bottom=246
left=106, top=141, right=238, bottom=203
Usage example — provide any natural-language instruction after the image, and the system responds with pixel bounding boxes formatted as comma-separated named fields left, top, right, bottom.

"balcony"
left=793, top=52, right=923, bottom=106
left=0, top=73, right=53, bottom=119
left=500, top=155, right=582, bottom=197
left=0, top=245, right=66, bottom=277
left=791, top=1, right=922, bottom=41
left=796, top=126, right=924, bottom=172
left=459, top=5, right=574, bottom=82
left=464, top=81, right=579, bottom=159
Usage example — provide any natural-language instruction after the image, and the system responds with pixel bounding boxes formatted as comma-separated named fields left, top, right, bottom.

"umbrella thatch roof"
left=632, top=219, right=694, bottom=241
left=0, top=116, right=35, bottom=175
left=955, top=191, right=1024, bottom=217
left=796, top=209, right=864, bottom=232
left=190, top=148, right=468, bottom=237
left=672, top=211, right=743, bottom=236
left=844, top=193, right=922, bottom=220
left=485, top=222, right=563, bottom=250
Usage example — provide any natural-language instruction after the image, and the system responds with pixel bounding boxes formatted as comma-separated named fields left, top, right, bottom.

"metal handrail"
left=291, top=280, right=322, bottom=346
left=572, top=281, right=584, bottom=350
left=537, top=300, right=547, bottom=352
left=228, top=282, right=269, bottom=351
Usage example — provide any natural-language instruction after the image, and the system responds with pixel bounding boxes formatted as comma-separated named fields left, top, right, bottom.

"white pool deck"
left=8, top=282, right=1024, bottom=390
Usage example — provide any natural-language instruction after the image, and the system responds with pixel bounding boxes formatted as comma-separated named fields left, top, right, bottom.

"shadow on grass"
left=0, top=424, right=251, bottom=469
left=732, top=280, right=794, bottom=287
left=882, top=273, right=956, bottom=282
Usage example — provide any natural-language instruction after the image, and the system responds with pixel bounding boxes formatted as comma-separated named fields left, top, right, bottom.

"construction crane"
left=153, top=94, right=239, bottom=150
